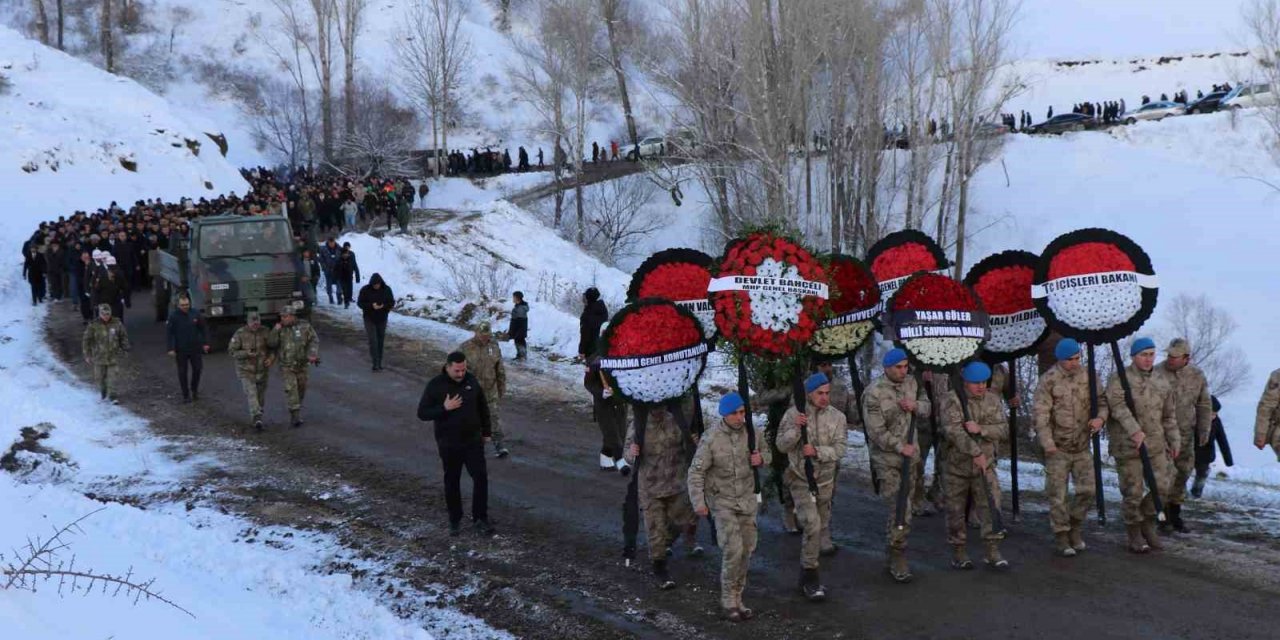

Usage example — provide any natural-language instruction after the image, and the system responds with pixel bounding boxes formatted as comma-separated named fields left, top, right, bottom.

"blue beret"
left=718, top=392, right=745, bottom=416
left=962, top=361, right=992, bottom=383
left=804, top=372, right=830, bottom=393
left=1130, top=337, right=1156, bottom=356
left=883, top=348, right=907, bottom=367
left=1055, top=338, right=1081, bottom=360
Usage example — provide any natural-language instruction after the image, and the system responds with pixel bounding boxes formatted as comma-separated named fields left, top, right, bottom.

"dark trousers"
left=594, top=397, right=627, bottom=459
left=340, top=279, right=354, bottom=307
left=364, top=318, right=387, bottom=367
left=176, top=351, right=203, bottom=398
left=79, top=292, right=92, bottom=321
left=29, top=280, right=42, bottom=305
left=322, top=270, right=337, bottom=304
left=441, top=443, right=488, bottom=524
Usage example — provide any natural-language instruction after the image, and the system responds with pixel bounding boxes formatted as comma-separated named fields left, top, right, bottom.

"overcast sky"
left=1014, top=0, right=1253, bottom=60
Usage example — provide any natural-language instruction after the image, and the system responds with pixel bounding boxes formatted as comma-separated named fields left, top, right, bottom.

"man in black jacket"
left=418, top=351, right=495, bottom=536
left=578, top=287, right=608, bottom=361
left=166, top=294, right=210, bottom=402
left=357, top=273, right=394, bottom=370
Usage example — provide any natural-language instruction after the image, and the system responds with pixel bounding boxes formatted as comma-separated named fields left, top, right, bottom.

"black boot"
left=653, top=559, right=676, bottom=590
left=1170, top=504, right=1189, bottom=533
left=290, top=410, right=303, bottom=428
left=1190, top=474, right=1207, bottom=498
left=799, top=568, right=826, bottom=602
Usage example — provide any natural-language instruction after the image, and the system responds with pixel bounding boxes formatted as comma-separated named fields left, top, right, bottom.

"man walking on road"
left=942, top=362, right=1010, bottom=571
left=357, top=273, right=394, bottom=371
left=166, top=294, right=210, bottom=402
left=688, top=393, right=769, bottom=623
left=230, top=312, right=274, bottom=431
left=1034, top=338, right=1105, bottom=557
left=508, top=291, right=529, bottom=361
left=458, top=322, right=509, bottom=458
left=624, top=405, right=695, bottom=590
left=82, top=303, right=130, bottom=404
left=1152, top=338, right=1212, bottom=533
left=418, top=351, right=495, bottom=536
left=270, top=303, right=319, bottom=428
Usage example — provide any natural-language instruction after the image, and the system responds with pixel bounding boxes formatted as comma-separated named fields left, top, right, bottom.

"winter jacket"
left=1105, top=364, right=1179, bottom=459
left=687, top=420, right=770, bottom=515
left=22, top=251, right=46, bottom=284
left=229, top=325, right=273, bottom=374
left=777, top=404, right=848, bottom=487
left=82, top=317, right=130, bottom=366
left=942, top=389, right=1008, bottom=476
left=508, top=301, right=529, bottom=340
left=1153, top=362, right=1213, bottom=447
left=166, top=308, right=209, bottom=354
left=268, top=320, right=319, bottom=369
left=335, top=252, right=360, bottom=283
left=1034, top=363, right=1109, bottom=454
left=458, top=336, right=505, bottom=398
left=1255, top=369, right=1280, bottom=455
left=356, top=275, right=394, bottom=322
left=317, top=243, right=340, bottom=275
left=417, top=369, right=492, bottom=448
left=578, top=299, right=608, bottom=356
left=624, top=408, right=690, bottom=502
left=863, top=374, right=931, bottom=471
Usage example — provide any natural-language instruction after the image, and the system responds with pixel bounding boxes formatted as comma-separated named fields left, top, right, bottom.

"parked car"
left=1220, top=83, right=1277, bottom=110
left=976, top=121, right=1011, bottom=137
left=627, top=136, right=666, bottom=160
left=1121, top=101, right=1183, bottom=124
left=1025, top=113, right=1096, bottom=135
left=1183, top=91, right=1229, bottom=115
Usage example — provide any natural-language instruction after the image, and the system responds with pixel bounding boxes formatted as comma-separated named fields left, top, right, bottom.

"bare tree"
left=261, top=0, right=320, bottom=167
left=246, top=77, right=315, bottom=168
left=1243, top=0, right=1280, bottom=172
left=268, top=0, right=337, bottom=164
left=599, top=0, right=638, bottom=145
left=577, top=174, right=666, bottom=262
left=338, top=78, right=420, bottom=176
left=31, top=0, right=50, bottom=45
left=336, top=0, right=370, bottom=142
left=1162, top=293, right=1251, bottom=396
left=398, top=0, right=471, bottom=177
left=101, top=0, right=114, bottom=72
left=57, top=0, right=64, bottom=49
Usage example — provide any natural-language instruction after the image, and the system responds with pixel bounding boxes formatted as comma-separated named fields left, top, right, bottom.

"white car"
left=1219, top=83, right=1277, bottom=110
left=628, top=136, right=665, bottom=160
left=1121, top=101, right=1182, bottom=124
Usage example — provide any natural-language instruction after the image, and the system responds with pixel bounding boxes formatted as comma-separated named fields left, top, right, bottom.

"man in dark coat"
left=1192, top=395, right=1232, bottom=498
left=334, top=244, right=361, bottom=308
left=23, top=245, right=47, bottom=305
left=46, top=241, right=66, bottom=301
left=578, top=286, right=608, bottom=360
left=166, top=294, right=210, bottom=402
left=356, top=273, right=394, bottom=370
left=508, top=291, right=529, bottom=361
left=418, top=351, right=495, bottom=536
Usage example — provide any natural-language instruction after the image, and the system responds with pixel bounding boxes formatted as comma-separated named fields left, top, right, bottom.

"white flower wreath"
left=987, top=314, right=1047, bottom=353
left=748, top=258, right=805, bottom=332
left=612, top=359, right=704, bottom=404
left=905, top=337, right=983, bottom=367
left=811, top=321, right=874, bottom=356
left=1044, top=277, right=1142, bottom=331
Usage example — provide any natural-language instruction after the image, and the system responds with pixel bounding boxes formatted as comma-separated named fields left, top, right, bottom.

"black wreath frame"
left=1032, top=227, right=1159, bottom=345
left=885, top=272, right=989, bottom=373
left=867, top=229, right=951, bottom=331
left=598, top=298, right=709, bottom=406
left=627, top=247, right=718, bottom=345
left=964, top=249, right=1049, bottom=363
left=810, top=253, right=880, bottom=357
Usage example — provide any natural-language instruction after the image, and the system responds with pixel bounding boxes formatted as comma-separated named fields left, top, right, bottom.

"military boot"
left=782, top=505, right=800, bottom=535
left=1126, top=524, right=1150, bottom=553
left=951, top=544, right=974, bottom=569
left=493, top=441, right=510, bottom=458
left=1190, top=474, right=1207, bottom=498
left=653, top=559, right=676, bottom=590
left=1068, top=526, right=1087, bottom=552
left=1170, top=504, right=1189, bottom=533
left=290, top=410, right=303, bottom=428
left=984, top=541, right=1009, bottom=569
left=1141, top=518, right=1164, bottom=550
left=799, top=568, right=826, bottom=602
left=253, top=414, right=265, bottom=432
left=1054, top=533, right=1077, bottom=558
left=888, top=548, right=913, bottom=583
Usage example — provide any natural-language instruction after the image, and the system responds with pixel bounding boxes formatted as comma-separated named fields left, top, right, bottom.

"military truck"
left=151, top=215, right=309, bottom=349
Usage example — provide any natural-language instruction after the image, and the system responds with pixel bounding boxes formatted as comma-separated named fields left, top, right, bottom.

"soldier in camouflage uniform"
left=458, top=322, right=509, bottom=457
left=941, top=362, right=1009, bottom=570
left=81, top=303, right=130, bottom=403
left=863, top=348, right=930, bottom=583
left=1254, top=369, right=1280, bottom=460
left=624, top=406, right=695, bottom=590
left=912, top=371, right=948, bottom=516
left=229, top=311, right=274, bottom=430
left=269, top=303, right=319, bottom=428
left=1033, top=338, right=1107, bottom=557
left=1105, top=337, right=1178, bottom=554
left=687, top=393, right=769, bottom=623
left=1152, top=338, right=1212, bottom=533
left=778, top=372, right=848, bottom=601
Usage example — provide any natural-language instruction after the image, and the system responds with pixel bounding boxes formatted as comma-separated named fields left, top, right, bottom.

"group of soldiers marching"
left=619, top=331, right=1229, bottom=622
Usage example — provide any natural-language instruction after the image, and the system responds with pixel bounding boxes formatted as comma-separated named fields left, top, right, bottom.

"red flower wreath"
left=1033, top=228, right=1158, bottom=344
left=599, top=300, right=708, bottom=404
left=710, top=232, right=829, bottom=358
left=965, top=250, right=1049, bottom=361
left=886, top=272, right=988, bottom=370
left=628, top=248, right=717, bottom=341
left=810, top=254, right=879, bottom=356
left=866, top=230, right=951, bottom=319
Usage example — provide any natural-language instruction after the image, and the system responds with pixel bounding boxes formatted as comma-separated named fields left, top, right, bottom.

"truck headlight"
left=210, top=306, right=224, bottom=316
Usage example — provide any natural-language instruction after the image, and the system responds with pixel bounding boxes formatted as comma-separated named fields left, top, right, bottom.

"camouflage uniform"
left=687, top=420, right=770, bottom=611
left=270, top=318, right=319, bottom=412
left=777, top=404, right=847, bottom=569
left=82, top=311, right=130, bottom=399
left=1152, top=362, right=1212, bottom=506
left=863, top=375, right=930, bottom=552
left=1105, top=364, right=1178, bottom=526
left=1034, top=363, right=1108, bottom=535
left=229, top=323, right=273, bottom=422
left=941, top=390, right=1008, bottom=545
left=459, top=336, right=507, bottom=446
left=624, top=408, right=694, bottom=562
left=911, top=374, right=948, bottom=513
left=1254, top=369, right=1280, bottom=460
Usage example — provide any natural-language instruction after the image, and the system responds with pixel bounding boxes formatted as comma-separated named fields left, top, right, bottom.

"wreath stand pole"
left=1109, top=341, right=1167, bottom=523
left=893, top=418, right=917, bottom=530
left=792, top=360, right=820, bottom=501
left=737, top=358, right=762, bottom=502
left=1087, top=343, right=1107, bottom=526
left=953, top=372, right=1007, bottom=537
left=1006, top=362, right=1021, bottom=523
left=683, top=385, right=718, bottom=547
left=846, top=353, right=878, bottom=493
left=621, top=403, right=650, bottom=566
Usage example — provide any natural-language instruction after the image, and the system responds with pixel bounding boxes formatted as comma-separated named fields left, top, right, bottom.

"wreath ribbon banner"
left=989, top=309, right=1040, bottom=326
left=882, top=309, right=991, bottom=342
left=1030, top=271, right=1159, bottom=298
left=823, top=306, right=880, bottom=327
left=877, top=268, right=951, bottom=298
left=599, top=343, right=710, bottom=370
left=707, top=274, right=830, bottom=299
left=676, top=299, right=713, bottom=313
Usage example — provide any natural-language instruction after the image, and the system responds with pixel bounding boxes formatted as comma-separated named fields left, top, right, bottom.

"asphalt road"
left=46, top=295, right=1279, bottom=639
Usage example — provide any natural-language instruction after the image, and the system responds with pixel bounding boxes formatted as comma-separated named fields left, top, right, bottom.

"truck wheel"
left=154, top=284, right=170, bottom=322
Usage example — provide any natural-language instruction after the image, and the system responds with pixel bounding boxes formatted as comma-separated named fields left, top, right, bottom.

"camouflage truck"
left=151, top=215, right=309, bottom=349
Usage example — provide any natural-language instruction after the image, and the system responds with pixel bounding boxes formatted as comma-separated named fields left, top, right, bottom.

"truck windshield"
left=198, top=220, right=294, bottom=258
